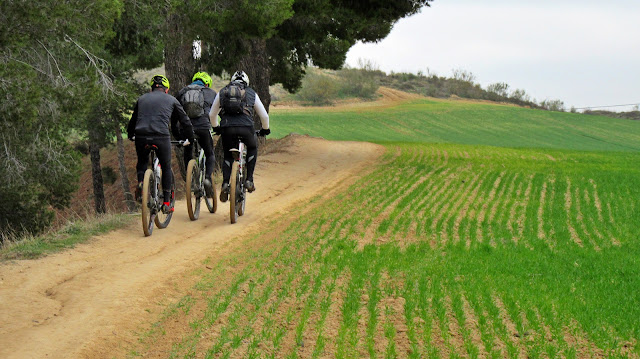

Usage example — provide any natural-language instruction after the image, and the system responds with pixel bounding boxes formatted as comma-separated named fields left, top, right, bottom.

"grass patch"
left=0, top=213, right=134, bottom=261
left=271, top=99, right=640, bottom=152
left=133, top=143, right=640, bottom=358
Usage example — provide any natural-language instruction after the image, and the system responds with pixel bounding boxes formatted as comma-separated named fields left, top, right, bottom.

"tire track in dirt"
left=0, top=135, right=384, bottom=359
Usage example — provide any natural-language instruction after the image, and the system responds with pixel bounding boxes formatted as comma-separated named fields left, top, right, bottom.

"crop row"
left=133, top=143, right=640, bottom=358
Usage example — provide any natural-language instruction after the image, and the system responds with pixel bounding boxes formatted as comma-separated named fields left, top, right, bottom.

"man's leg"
left=134, top=138, right=151, bottom=201
left=220, top=127, right=239, bottom=185
left=155, top=138, right=174, bottom=204
left=195, top=129, right=216, bottom=178
left=135, top=138, right=151, bottom=183
left=195, top=129, right=216, bottom=196
left=182, top=142, right=193, bottom=180
left=242, top=129, right=258, bottom=184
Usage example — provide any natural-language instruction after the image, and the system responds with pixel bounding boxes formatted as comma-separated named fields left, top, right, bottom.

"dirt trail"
left=0, top=135, right=384, bottom=359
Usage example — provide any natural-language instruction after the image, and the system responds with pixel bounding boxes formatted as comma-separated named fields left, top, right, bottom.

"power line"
left=574, top=103, right=639, bottom=110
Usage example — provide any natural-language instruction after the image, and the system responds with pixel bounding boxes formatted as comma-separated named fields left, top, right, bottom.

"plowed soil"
left=0, top=135, right=384, bottom=358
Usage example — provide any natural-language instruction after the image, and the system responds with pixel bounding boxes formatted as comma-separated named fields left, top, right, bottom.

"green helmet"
left=149, top=74, right=170, bottom=89
left=192, top=71, right=212, bottom=87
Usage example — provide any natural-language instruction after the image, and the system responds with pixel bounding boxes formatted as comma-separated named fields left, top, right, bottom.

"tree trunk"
left=164, top=12, right=195, bottom=180
left=236, top=38, right=270, bottom=148
left=115, top=124, right=135, bottom=212
left=164, top=13, right=195, bottom=96
left=88, top=124, right=106, bottom=214
left=237, top=38, right=271, bottom=116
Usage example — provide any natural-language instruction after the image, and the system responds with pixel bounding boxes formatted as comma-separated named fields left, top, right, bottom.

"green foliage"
left=377, top=69, right=542, bottom=108
left=102, top=166, right=118, bottom=185
left=337, top=67, right=379, bottom=100
left=487, top=82, right=510, bottom=98
left=295, top=71, right=339, bottom=105
left=197, top=0, right=295, bottom=75
left=0, top=0, right=126, bottom=236
left=540, top=99, right=566, bottom=112
left=266, top=0, right=433, bottom=92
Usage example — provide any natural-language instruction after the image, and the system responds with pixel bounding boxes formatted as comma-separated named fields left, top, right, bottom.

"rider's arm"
left=127, top=101, right=139, bottom=139
left=254, top=93, right=270, bottom=130
left=172, top=101, right=194, bottom=140
left=208, top=93, right=221, bottom=127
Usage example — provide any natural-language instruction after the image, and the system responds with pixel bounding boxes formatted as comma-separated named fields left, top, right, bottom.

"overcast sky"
left=345, top=0, right=640, bottom=111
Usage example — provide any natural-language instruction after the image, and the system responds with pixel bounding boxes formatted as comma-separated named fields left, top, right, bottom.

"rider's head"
left=150, top=74, right=170, bottom=93
left=231, top=70, right=249, bottom=86
left=192, top=71, right=212, bottom=87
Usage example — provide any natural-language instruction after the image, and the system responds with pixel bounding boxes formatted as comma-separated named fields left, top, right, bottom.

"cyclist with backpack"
left=208, top=70, right=270, bottom=202
left=176, top=71, right=217, bottom=196
left=127, top=74, right=194, bottom=214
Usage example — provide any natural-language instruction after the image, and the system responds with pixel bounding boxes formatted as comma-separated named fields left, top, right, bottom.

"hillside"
left=272, top=87, right=640, bottom=152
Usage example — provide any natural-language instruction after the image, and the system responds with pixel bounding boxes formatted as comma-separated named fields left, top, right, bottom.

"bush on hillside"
left=583, top=109, right=640, bottom=121
left=540, top=99, right=565, bottom=112
left=338, top=67, right=379, bottom=100
left=296, top=71, right=339, bottom=105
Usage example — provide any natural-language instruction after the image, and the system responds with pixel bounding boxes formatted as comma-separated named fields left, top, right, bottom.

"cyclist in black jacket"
left=127, top=74, right=194, bottom=213
left=176, top=71, right=217, bottom=196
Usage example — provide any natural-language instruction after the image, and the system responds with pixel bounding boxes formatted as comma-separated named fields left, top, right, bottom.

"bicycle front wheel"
left=154, top=178, right=174, bottom=229
left=229, top=161, right=239, bottom=224
left=141, top=169, right=154, bottom=237
left=185, top=159, right=201, bottom=221
left=204, top=172, right=217, bottom=214
left=237, top=166, right=246, bottom=217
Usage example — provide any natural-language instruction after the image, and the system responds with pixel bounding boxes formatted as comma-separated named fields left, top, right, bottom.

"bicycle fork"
left=230, top=142, right=247, bottom=200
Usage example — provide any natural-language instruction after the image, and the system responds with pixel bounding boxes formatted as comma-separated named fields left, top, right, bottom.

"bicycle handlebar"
left=171, top=139, right=190, bottom=147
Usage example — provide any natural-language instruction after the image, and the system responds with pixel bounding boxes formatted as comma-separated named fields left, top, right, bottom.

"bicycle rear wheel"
left=154, top=177, right=174, bottom=229
left=237, top=166, right=246, bottom=217
left=229, top=161, right=239, bottom=224
left=204, top=172, right=217, bottom=213
left=185, top=159, right=201, bottom=220
left=141, top=169, right=155, bottom=236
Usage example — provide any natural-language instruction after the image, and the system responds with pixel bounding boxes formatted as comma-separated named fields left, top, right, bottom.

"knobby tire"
left=229, top=161, right=239, bottom=224
left=185, top=159, right=200, bottom=221
left=141, top=169, right=154, bottom=236
left=155, top=171, right=176, bottom=228
left=204, top=172, right=217, bottom=214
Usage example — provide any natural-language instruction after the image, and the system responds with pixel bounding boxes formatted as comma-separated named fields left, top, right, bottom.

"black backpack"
left=181, top=84, right=205, bottom=119
left=219, top=82, right=247, bottom=115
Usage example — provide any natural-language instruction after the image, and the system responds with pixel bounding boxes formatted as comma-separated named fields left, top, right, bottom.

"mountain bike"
left=185, top=134, right=217, bottom=220
left=141, top=140, right=187, bottom=236
left=228, top=132, right=263, bottom=224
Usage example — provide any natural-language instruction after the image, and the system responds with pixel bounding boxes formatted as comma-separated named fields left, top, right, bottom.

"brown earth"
left=0, top=134, right=384, bottom=358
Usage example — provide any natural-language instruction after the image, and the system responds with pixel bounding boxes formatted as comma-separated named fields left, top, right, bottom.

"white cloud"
left=346, top=1, right=640, bottom=110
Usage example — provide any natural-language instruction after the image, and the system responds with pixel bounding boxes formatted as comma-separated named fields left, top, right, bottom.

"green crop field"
left=132, top=98, right=640, bottom=358
left=271, top=99, right=640, bottom=152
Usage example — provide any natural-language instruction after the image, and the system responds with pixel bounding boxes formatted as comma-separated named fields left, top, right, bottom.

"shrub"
left=540, top=99, right=565, bottom=112
left=296, top=71, right=339, bottom=105
left=102, top=166, right=117, bottom=185
left=338, top=68, right=379, bottom=100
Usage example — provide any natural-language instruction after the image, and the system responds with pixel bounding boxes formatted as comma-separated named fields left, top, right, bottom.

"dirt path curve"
left=0, top=135, right=384, bottom=359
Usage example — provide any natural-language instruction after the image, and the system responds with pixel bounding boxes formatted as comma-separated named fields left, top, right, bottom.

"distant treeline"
left=293, top=62, right=569, bottom=112
left=296, top=63, right=640, bottom=122
left=582, top=110, right=640, bottom=121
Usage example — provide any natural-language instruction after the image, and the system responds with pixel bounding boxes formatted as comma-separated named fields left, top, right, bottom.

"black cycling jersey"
left=128, top=88, right=194, bottom=203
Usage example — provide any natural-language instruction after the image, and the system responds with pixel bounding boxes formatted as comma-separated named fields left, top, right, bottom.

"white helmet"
left=231, top=70, right=249, bottom=85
